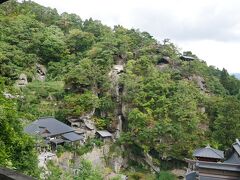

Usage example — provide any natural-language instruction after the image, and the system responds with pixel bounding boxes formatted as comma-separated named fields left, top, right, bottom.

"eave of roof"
left=224, top=152, right=240, bottom=165
left=180, top=55, right=195, bottom=60
left=24, top=117, right=74, bottom=137
left=96, top=130, right=112, bottom=137
left=193, top=145, right=224, bottom=159
left=233, top=139, right=240, bottom=156
left=62, top=132, right=84, bottom=142
left=196, top=161, right=240, bottom=172
left=50, top=138, right=64, bottom=144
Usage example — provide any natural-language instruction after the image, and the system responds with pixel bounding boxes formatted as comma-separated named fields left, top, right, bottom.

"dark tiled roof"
left=193, top=145, right=224, bottom=159
left=62, top=132, right=84, bottom=142
left=197, top=161, right=240, bottom=172
left=96, top=130, right=112, bottom=138
left=24, top=117, right=74, bottom=137
left=50, top=138, right=64, bottom=144
left=224, top=152, right=240, bottom=165
left=233, top=139, right=240, bottom=156
left=199, top=176, right=224, bottom=180
left=185, top=171, right=197, bottom=180
left=180, top=55, right=195, bottom=61
left=224, top=139, right=240, bottom=164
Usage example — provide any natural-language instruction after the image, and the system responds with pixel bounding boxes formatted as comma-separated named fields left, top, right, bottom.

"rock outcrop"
left=144, top=153, right=160, bottom=173
left=188, top=75, right=207, bottom=92
left=108, top=58, right=125, bottom=139
left=16, top=73, right=28, bottom=86
left=36, top=63, right=47, bottom=81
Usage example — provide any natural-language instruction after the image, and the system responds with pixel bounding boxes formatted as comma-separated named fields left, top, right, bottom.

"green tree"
left=220, top=68, right=240, bottom=95
left=64, top=91, right=100, bottom=116
left=0, top=79, right=39, bottom=177
left=58, top=12, right=83, bottom=33
left=212, top=96, right=240, bottom=149
left=37, top=25, right=67, bottom=63
left=67, top=29, right=95, bottom=54
left=74, top=159, right=103, bottom=180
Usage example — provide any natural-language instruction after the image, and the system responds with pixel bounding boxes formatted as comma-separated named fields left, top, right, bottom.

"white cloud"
left=175, top=40, right=240, bottom=72
left=31, top=0, right=240, bottom=73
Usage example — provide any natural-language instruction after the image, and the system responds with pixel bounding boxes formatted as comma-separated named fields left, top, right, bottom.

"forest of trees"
left=1, top=0, right=240, bottom=179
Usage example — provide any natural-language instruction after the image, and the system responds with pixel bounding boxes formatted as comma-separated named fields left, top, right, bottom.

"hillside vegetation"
left=1, top=0, right=240, bottom=178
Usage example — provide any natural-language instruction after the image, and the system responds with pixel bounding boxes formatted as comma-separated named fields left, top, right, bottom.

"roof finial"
left=206, top=144, right=211, bottom=148
left=236, top=139, right=240, bottom=145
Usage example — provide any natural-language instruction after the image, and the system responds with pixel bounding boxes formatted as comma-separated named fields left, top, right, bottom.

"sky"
left=30, top=0, right=240, bottom=73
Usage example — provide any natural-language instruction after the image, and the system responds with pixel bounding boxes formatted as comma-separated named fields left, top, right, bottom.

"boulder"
left=3, top=92, right=15, bottom=99
left=171, top=169, right=185, bottom=179
left=36, top=63, right=47, bottom=81
left=16, top=73, right=28, bottom=86
left=189, top=75, right=206, bottom=92
left=105, top=172, right=127, bottom=180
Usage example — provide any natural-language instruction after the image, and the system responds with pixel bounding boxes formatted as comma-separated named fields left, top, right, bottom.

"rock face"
left=113, top=65, right=124, bottom=74
left=157, top=56, right=171, bottom=65
left=3, top=92, right=15, bottom=99
left=108, top=60, right=125, bottom=138
left=36, top=63, right=47, bottom=81
left=3, top=92, right=24, bottom=99
left=105, top=145, right=128, bottom=176
left=189, top=75, right=207, bottom=92
left=57, top=152, right=73, bottom=171
left=105, top=172, right=127, bottom=180
left=171, top=169, right=185, bottom=179
left=157, top=63, right=169, bottom=71
left=111, top=156, right=124, bottom=173
left=198, top=122, right=209, bottom=131
left=198, top=106, right=206, bottom=114
left=67, top=115, right=96, bottom=141
left=115, top=115, right=123, bottom=139
left=144, top=153, right=160, bottom=173
left=82, top=145, right=110, bottom=169
left=16, top=73, right=28, bottom=86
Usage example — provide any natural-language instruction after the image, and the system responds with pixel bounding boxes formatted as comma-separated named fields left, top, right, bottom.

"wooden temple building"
left=96, top=130, right=112, bottom=143
left=193, top=144, right=224, bottom=162
left=186, top=140, right=240, bottom=180
left=180, top=55, right=195, bottom=61
left=24, top=117, right=84, bottom=150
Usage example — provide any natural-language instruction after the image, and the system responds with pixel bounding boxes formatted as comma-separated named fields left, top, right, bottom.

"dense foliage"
left=1, top=0, right=240, bottom=177
left=0, top=79, right=39, bottom=177
left=46, top=159, right=103, bottom=180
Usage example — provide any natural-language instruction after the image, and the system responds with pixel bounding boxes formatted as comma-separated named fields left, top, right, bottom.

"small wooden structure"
left=180, top=55, right=195, bottom=61
left=96, top=130, right=112, bottom=143
left=193, top=144, right=224, bottom=162
left=24, top=117, right=84, bottom=150
left=225, top=139, right=240, bottom=164
left=186, top=140, right=240, bottom=179
left=196, top=161, right=240, bottom=179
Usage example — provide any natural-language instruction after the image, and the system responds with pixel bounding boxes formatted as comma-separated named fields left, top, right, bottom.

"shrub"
left=157, top=171, right=177, bottom=180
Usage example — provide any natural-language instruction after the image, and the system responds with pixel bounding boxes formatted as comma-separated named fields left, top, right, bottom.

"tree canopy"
left=0, top=0, right=240, bottom=177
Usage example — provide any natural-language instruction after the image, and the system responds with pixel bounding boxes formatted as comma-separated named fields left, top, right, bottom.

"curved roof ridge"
left=24, top=117, right=74, bottom=137
left=236, top=139, right=240, bottom=146
left=208, top=146, right=224, bottom=159
left=193, top=145, right=224, bottom=159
